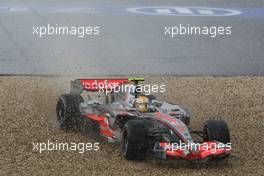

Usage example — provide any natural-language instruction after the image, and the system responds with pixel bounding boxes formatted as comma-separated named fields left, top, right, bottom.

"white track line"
left=197, top=9, right=215, bottom=15
left=174, top=8, right=194, bottom=14
left=155, top=9, right=172, bottom=14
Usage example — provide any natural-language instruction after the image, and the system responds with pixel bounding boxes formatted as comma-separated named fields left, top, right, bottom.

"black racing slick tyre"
left=203, top=119, right=230, bottom=144
left=122, top=120, right=149, bottom=161
left=56, top=94, right=84, bottom=131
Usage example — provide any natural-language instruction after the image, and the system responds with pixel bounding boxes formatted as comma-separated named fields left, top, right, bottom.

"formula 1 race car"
left=56, top=78, right=231, bottom=163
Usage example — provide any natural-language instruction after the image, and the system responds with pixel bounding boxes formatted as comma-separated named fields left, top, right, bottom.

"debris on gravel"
left=0, top=76, right=263, bottom=176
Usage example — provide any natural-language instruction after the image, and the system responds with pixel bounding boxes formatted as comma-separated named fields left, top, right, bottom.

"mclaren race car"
left=56, top=78, right=231, bottom=163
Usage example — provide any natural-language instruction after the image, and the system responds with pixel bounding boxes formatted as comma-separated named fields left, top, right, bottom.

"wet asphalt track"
left=0, top=0, right=263, bottom=76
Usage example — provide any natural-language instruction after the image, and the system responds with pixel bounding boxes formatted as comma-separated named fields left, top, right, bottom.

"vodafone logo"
left=80, top=79, right=129, bottom=90
left=126, top=7, right=242, bottom=16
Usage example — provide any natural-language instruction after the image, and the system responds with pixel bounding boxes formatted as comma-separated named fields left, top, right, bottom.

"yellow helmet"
left=135, top=96, right=149, bottom=113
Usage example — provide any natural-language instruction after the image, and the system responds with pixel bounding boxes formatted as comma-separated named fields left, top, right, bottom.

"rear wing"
left=70, top=78, right=144, bottom=94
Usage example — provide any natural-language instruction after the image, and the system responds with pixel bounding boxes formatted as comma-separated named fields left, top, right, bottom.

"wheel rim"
left=203, top=126, right=209, bottom=141
left=122, top=134, right=129, bottom=156
left=57, top=101, right=65, bottom=124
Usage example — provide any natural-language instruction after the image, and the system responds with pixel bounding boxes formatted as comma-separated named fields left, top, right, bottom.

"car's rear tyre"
left=56, top=94, right=84, bottom=131
left=122, top=120, right=148, bottom=160
left=203, top=119, right=230, bottom=144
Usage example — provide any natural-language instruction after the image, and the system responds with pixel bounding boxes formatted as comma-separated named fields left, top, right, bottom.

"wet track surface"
left=0, top=0, right=263, bottom=76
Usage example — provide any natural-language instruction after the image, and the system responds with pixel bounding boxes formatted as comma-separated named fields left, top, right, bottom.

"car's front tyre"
left=203, top=119, right=230, bottom=144
left=122, top=120, right=149, bottom=160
